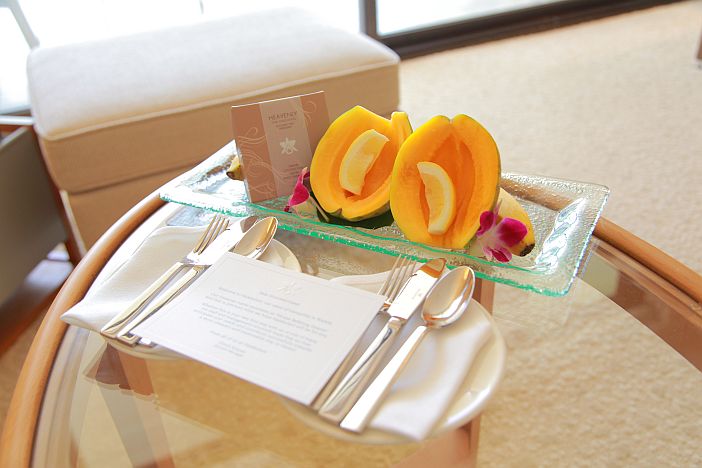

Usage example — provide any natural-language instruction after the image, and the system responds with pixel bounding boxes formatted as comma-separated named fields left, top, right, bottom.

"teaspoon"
left=116, top=217, right=278, bottom=345
left=340, top=266, right=476, bottom=433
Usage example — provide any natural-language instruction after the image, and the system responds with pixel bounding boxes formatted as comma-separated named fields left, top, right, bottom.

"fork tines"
left=197, top=214, right=230, bottom=253
left=378, top=256, right=416, bottom=307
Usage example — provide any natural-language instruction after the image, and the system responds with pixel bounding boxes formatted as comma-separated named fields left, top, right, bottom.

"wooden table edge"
left=1, top=199, right=700, bottom=467
left=593, top=218, right=702, bottom=304
left=0, top=191, right=165, bottom=468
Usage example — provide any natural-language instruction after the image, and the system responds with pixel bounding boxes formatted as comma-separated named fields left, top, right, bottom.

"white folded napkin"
left=61, top=225, right=212, bottom=356
left=331, top=271, right=493, bottom=441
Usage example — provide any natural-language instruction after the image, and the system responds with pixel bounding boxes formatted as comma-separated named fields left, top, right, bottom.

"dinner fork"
left=100, top=214, right=230, bottom=339
left=311, top=256, right=416, bottom=410
left=378, top=256, right=415, bottom=311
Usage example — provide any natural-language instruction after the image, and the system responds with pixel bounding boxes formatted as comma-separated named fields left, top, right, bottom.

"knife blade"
left=115, top=217, right=278, bottom=346
left=317, top=257, right=446, bottom=423
left=100, top=216, right=256, bottom=340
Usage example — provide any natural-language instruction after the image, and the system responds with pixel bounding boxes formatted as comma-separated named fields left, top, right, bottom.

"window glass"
left=376, top=0, right=568, bottom=36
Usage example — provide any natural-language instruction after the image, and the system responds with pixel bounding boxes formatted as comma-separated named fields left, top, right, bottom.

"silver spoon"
left=339, top=266, right=476, bottom=433
left=101, top=215, right=258, bottom=340
left=116, top=217, right=278, bottom=345
left=230, top=216, right=278, bottom=259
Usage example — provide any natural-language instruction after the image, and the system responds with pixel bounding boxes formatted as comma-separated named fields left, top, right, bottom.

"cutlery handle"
left=311, top=307, right=391, bottom=410
left=318, top=316, right=404, bottom=423
left=116, top=266, right=203, bottom=345
left=311, top=343, right=359, bottom=411
left=100, top=262, right=184, bottom=339
left=340, top=325, right=429, bottom=433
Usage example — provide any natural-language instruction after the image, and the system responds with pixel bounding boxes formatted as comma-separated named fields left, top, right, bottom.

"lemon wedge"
left=226, top=155, right=244, bottom=181
left=339, top=129, right=389, bottom=195
left=417, top=161, right=457, bottom=235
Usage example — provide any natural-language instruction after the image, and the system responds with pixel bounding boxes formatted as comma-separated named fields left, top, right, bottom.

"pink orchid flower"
left=473, top=202, right=527, bottom=263
left=284, top=167, right=329, bottom=221
left=284, top=167, right=311, bottom=211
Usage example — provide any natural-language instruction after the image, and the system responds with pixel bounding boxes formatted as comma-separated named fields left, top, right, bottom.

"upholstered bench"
left=27, top=8, right=399, bottom=250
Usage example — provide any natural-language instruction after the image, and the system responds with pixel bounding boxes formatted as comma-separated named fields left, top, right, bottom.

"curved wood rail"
left=0, top=192, right=164, bottom=468
left=594, top=218, right=702, bottom=304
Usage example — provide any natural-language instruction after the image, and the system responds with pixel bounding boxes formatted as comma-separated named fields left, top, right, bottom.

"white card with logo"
left=132, top=253, right=384, bottom=405
left=231, top=92, right=329, bottom=203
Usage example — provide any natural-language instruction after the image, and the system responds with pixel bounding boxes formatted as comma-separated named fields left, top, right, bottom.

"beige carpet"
left=400, top=0, right=702, bottom=274
left=0, top=314, right=44, bottom=426
left=399, top=1, right=702, bottom=466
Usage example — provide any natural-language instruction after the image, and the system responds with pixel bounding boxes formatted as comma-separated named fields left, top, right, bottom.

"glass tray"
left=161, top=142, right=609, bottom=296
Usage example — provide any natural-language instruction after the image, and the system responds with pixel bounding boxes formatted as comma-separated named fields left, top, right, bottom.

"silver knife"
left=115, top=217, right=278, bottom=346
left=100, top=216, right=256, bottom=340
left=317, top=258, right=446, bottom=423
left=340, top=266, right=476, bottom=433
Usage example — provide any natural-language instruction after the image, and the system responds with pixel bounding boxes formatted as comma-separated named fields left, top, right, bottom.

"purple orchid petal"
left=481, top=245, right=495, bottom=262
left=287, top=182, right=310, bottom=205
left=494, top=217, right=527, bottom=247
left=483, top=245, right=512, bottom=263
left=302, top=170, right=312, bottom=192
left=492, top=246, right=512, bottom=263
left=474, top=205, right=523, bottom=263
left=284, top=167, right=311, bottom=212
left=477, top=209, right=497, bottom=236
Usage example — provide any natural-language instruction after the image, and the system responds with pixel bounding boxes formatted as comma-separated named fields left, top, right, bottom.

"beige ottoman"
left=27, top=8, right=399, bottom=251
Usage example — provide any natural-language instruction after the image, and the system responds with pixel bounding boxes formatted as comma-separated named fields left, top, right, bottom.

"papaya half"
left=310, top=106, right=412, bottom=221
left=390, top=114, right=501, bottom=249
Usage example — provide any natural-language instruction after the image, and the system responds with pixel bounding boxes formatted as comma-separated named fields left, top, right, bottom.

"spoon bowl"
left=114, top=216, right=277, bottom=346
left=422, top=266, right=476, bottom=328
left=232, top=216, right=278, bottom=258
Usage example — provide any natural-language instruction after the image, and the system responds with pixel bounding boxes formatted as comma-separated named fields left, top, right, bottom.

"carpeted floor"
left=1, top=1, right=700, bottom=465
left=398, top=1, right=702, bottom=465
left=0, top=256, right=72, bottom=436
left=0, top=314, right=44, bottom=423
left=400, top=0, right=702, bottom=274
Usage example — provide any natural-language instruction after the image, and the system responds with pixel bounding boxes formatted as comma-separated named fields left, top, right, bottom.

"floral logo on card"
left=277, top=281, right=302, bottom=296
left=280, top=137, right=298, bottom=155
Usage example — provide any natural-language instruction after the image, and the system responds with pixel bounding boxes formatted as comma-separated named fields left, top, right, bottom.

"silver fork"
left=311, top=255, right=415, bottom=410
left=377, top=256, right=415, bottom=311
left=100, top=214, right=230, bottom=339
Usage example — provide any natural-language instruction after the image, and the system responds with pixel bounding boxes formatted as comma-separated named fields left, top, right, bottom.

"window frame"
left=359, top=0, right=678, bottom=57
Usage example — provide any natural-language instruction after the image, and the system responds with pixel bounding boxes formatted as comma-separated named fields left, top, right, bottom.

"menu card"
left=231, top=92, right=329, bottom=202
left=132, top=253, right=384, bottom=405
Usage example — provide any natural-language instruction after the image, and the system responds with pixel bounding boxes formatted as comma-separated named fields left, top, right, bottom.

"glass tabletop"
left=32, top=205, right=702, bottom=467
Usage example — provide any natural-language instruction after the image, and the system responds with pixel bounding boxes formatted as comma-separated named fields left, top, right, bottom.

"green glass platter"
left=160, top=142, right=609, bottom=296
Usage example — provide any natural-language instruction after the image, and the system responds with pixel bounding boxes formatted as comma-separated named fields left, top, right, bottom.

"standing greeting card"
left=231, top=92, right=329, bottom=203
